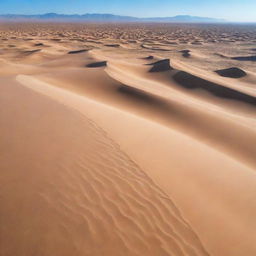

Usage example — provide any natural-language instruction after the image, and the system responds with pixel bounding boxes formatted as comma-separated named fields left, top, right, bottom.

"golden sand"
left=0, top=23, right=256, bottom=256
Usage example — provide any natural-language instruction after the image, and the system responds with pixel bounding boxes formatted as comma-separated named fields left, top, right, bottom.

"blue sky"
left=0, top=0, right=255, bottom=22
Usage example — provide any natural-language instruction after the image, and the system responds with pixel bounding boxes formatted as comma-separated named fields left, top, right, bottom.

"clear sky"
left=0, top=0, right=255, bottom=22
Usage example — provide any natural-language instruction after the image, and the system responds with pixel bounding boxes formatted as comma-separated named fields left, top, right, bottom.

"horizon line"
left=0, top=12, right=256, bottom=23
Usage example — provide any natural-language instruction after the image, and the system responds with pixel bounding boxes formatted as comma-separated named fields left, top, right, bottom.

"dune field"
left=0, top=23, right=256, bottom=256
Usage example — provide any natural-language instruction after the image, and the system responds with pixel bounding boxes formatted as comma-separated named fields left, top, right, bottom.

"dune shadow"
left=180, top=50, right=191, bottom=58
left=104, top=44, right=120, bottom=48
left=147, top=59, right=173, bottom=72
left=68, top=49, right=89, bottom=54
left=214, top=53, right=229, bottom=59
left=173, top=71, right=256, bottom=105
left=34, top=43, right=44, bottom=47
left=86, top=61, right=107, bottom=68
left=22, top=49, right=41, bottom=55
left=231, top=55, right=256, bottom=62
left=141, top=44, right=171, bottom=52
left=118, top=85, right=167, bottom=107
left=141, top=55, right=154, bottom=60
left=215, top=67, right=247, bottom=78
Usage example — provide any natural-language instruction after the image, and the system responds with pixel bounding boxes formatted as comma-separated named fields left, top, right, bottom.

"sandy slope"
left=1, top=23, right=256, bottom=256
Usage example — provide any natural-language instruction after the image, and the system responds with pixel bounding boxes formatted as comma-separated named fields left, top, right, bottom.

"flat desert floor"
left=0, top=23, right=256, bottom=256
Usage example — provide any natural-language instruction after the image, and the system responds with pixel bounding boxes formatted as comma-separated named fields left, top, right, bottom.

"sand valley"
left=0, top=23, right=256, bottom=256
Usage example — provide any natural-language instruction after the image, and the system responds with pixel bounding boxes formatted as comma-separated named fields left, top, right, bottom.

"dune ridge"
left=1, top=77, right=209, bottom=256
left=1, top=23, right=256, bottom=256
left=16, top=71, right=256, bottom=256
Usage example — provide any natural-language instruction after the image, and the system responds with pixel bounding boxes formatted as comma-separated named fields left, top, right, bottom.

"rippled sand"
left=0, top=23, right=256, bottom=256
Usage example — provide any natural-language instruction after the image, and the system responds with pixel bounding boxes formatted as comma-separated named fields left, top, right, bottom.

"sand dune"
left=1, top=23, right=256, bottom=256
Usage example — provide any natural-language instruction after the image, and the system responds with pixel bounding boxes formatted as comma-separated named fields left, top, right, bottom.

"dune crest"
left=1, top=22, right=256, bottom=256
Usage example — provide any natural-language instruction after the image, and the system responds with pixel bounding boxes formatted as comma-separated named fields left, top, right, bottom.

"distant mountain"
left=143, top=15, right=225, bottom=23
left=0, top=13, right=226, bottom=23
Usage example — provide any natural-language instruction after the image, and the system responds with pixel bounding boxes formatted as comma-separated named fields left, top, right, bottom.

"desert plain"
left=0, top=22, right=256, bottom=256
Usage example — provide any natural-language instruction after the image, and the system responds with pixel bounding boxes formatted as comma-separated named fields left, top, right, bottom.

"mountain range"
left=0, top=13, right=226, bottom=23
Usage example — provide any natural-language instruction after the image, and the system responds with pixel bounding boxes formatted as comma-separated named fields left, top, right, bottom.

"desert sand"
left=0, top=23, right=256, bottom=256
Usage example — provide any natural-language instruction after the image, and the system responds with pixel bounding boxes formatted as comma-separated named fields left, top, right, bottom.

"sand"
left=0, top=22, right=256, bottom=256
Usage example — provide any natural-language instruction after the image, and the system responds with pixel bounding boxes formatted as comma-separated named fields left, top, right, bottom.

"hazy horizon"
left=0, top=0, right=255, bottom=22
